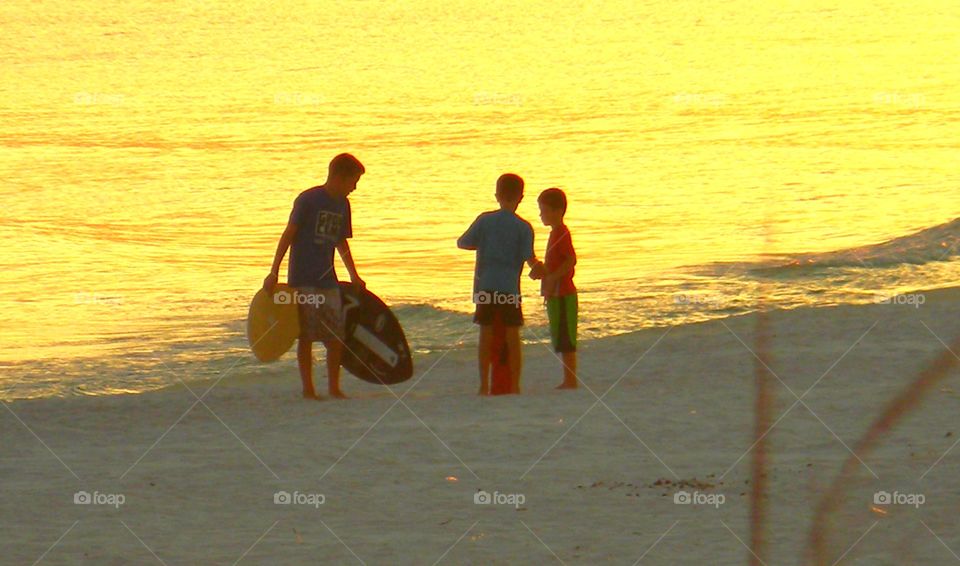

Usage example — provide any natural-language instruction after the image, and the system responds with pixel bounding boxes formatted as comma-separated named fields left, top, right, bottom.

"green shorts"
left=546, top=294, right=578, bottom=353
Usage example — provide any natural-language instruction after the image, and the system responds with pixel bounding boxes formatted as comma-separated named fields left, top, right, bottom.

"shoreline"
left=4, top=284, right=959, bottom=563
left=4, top=284, right=959, bottom=404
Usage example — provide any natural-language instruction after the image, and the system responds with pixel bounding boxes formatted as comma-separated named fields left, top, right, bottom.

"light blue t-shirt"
left=457, top=209, right=535, bottom=296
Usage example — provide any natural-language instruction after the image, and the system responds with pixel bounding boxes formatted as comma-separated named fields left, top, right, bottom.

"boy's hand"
left=529, top=262, right=546, bottom=280
left=263, top=272, right=278, bottom=293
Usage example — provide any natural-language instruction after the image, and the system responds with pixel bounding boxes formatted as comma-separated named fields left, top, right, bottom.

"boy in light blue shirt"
left=458, top=173, right=544, bottom=395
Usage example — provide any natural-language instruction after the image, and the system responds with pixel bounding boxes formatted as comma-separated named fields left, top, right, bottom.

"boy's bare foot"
left=556, top=382, right=578, bottom=390
left=302, top=390, right=323, bottom=400
left=328, top=390, right=348, bottom=399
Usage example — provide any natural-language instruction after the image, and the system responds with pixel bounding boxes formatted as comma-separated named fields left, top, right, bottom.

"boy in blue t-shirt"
left=458, top=173, right=544, bottom=395
left=264, top=153, right=366, bottom=400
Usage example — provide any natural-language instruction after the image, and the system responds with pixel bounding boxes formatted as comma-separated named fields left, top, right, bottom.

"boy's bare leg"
left=477, top=326, right=493, bottom=395
left=505, top=327, right=522, bottom=394
left=557, top=351, right=578, bottom=389
left=298, top=339, right=321, bottom=399
left=325, top=339, right=347, bottom=398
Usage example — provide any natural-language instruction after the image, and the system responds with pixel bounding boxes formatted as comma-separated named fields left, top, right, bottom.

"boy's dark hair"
left=538, top=187, right=567, bottom=215
left=496, top=173, right=524, bottom=202
left=329, top=153, right=365, bottom=178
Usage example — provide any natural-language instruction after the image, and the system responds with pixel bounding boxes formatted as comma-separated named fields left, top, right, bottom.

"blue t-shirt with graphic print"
left=288, top=186, right=352, bottom=289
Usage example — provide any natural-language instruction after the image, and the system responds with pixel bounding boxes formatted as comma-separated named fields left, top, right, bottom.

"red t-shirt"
left=543, top=224, right=577, bottom=297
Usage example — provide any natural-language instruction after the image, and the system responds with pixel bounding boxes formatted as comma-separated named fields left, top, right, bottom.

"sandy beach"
left=5, top=0, right=960, bottom=563
left=3, top=287, right=959, bottom=565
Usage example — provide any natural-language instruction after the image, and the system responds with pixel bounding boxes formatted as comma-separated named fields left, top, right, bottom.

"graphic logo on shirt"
left=314, top=211, right=343, bottom=243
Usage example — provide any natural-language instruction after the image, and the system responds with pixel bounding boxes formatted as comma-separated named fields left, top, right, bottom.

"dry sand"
left=3, top=287, right=960, bottom=565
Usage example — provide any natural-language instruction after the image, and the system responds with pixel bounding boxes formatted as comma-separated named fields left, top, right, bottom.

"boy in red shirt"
left=535, top=188, right=578, bottom=389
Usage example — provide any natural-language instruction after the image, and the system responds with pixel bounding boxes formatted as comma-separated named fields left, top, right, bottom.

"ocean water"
left=1, top=0, right=958, bottom=399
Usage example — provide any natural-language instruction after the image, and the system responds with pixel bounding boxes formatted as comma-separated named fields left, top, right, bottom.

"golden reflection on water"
left=0, top=0, right=958, bottom=368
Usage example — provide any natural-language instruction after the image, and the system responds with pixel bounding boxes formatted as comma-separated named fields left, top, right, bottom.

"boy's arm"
left=523, top=225, right=544, bottom=276
left=457, top=216, right=482, bottom=250
left=528, top=259, right=545, bottom=280
left=542, top=233, right=576, bottom=288
left=336, top=239, right=365, bottom=289
left=527, top=255, right=545, bottom=279
left=264, top=220, right=297, bottom=292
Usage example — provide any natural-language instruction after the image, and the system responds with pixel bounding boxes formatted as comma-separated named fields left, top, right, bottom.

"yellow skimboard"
left=247, top=284, right=300, bottom=362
